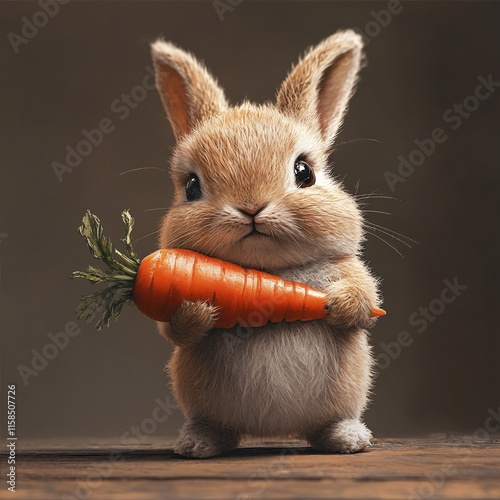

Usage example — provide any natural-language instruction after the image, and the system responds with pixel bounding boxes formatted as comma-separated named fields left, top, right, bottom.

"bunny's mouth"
left=242, top=229, right=272, bottom=240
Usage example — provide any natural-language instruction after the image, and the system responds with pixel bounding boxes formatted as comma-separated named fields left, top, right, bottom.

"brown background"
left=1, top=1, right=499, bottom=442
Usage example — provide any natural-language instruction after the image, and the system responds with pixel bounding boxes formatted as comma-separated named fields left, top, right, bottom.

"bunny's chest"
left=215, top=320, right=342, bottom=393
left=276, top=259, right=336, bottom=291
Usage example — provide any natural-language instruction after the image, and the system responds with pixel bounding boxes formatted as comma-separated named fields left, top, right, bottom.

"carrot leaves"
left=72, top=210, right=141, bottom=330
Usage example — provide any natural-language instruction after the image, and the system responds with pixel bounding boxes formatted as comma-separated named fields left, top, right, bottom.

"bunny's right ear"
left=151, top=40, right=228, bottom=141
left=276, top=31, right=364, bottom=145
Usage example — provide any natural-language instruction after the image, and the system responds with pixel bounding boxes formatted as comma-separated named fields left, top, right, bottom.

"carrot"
left=72, top=210, right=386, bottom=330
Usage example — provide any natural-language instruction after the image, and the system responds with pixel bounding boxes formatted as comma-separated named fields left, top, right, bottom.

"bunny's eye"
left=185, top=174, right=202, bottom=201
left=294, top=157, right=315, bottom=188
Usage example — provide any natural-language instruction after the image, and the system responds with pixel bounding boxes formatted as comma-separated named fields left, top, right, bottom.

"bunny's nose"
left=237, top=204, right=267, bottom=217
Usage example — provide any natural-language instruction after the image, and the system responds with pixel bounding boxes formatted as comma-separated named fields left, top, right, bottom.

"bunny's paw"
left=162, top=300, right=219, bottom=348
left=308, top=419, right=372, bottom=454
left=174, top=418, right=239, bottom=458
left=325, top=281, right=375, bottom=331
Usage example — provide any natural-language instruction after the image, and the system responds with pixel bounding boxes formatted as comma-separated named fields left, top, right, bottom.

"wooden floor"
left=2, top=435, right=499, bottom=499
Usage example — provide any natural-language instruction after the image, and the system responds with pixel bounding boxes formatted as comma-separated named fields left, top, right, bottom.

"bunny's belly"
left=169, top=320, right=372, bottom=437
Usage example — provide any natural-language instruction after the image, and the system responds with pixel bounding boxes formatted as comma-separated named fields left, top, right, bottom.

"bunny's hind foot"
left=174, top=417, right=240, bottom=458
left=307, top=418, right=372, bottom=454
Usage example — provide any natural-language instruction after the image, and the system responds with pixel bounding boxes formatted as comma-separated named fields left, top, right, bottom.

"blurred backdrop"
left=1, top=0, right=499, bottom=442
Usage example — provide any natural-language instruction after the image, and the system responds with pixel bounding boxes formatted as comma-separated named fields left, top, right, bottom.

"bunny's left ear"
left=276, top=30, right=364, bottom=145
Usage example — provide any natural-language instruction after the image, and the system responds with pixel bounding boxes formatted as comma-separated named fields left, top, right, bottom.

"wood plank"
left=1, top=437, right=498, bottom=500
left=16, top=447, right=500, bottom=481
left=3, top=478, right=500, bottom=500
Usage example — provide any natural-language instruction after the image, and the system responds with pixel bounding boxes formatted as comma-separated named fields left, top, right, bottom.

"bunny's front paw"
left=325, top=281, right=375, bottom=331
left=165, top=300, right=219, bottom=348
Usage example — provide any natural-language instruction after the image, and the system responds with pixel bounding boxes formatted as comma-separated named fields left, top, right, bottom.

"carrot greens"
left=71, top=210, right=141, bottom=330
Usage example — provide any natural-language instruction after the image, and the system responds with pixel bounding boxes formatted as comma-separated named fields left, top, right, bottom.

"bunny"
left=150, top=30, right=381, bottom=458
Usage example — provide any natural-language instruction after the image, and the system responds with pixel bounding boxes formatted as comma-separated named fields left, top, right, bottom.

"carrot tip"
left=371, top=307, right=387, bottom=318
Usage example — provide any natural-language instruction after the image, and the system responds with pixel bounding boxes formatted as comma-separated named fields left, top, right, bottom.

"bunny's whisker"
left=365, top=224, right=412, bottom=249
left=134, top=229, right=162, bottom=243
left=330, top=137, right=382, bottom=153
left=354, top=191, right=398, bottom=200
left=365, top=221, right=417, bottom=246
left=353, top=180, right=361, bottom=197
left=362, top=209, right=392, bottom=216
left=119, top=166, right=169, bottom=176
left=365, top=229, right=405, bottom=258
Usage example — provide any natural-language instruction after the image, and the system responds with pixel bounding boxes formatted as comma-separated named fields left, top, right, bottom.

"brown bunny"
left=151, top=30, right=381, bottom=458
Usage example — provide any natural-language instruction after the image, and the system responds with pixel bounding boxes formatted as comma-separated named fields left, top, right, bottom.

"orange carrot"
left=72, top=210, right=386, bottom=330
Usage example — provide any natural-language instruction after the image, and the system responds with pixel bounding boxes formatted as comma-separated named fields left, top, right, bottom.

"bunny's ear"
left=151, top=40, right=228, bottom=141
left=276, top=30, right=364, bottom=145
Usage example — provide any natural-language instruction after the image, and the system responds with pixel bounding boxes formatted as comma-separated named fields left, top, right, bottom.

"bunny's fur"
left=151, top=31, right=381, bottom=458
